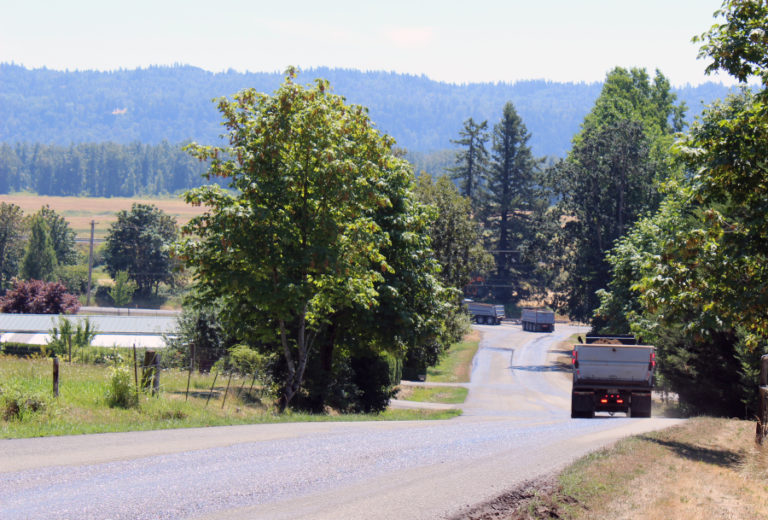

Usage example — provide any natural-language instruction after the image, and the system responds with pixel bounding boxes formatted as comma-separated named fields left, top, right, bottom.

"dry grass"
left=562, top=418, right=768, bottom=520
left=463, top=418, right=768, bottom=519
left=1, top=194, right=205, bottom=238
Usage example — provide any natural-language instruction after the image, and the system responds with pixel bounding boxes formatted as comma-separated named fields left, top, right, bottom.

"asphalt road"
left=0, top=324, right=683, bottom=519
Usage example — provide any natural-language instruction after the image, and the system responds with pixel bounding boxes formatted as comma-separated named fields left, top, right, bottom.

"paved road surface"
left=0, top=324, right=683, bottom=519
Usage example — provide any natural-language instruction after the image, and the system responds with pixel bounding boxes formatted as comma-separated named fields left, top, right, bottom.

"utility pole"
left=86, top=220, right=95, bottom=306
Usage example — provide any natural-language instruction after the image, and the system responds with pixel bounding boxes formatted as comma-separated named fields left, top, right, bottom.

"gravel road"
left=0, top=324, right=683, bottom=519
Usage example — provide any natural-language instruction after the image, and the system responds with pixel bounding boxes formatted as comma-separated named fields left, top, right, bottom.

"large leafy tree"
left=0, top=202, right=26, bottom=286
left=486, top=102, right=541, bottom=303
left=548, top=67, right=686, bottom=321
left=594, top=0, right=768, bottom=416
left=104, top=203, right=178, bottom=296
left=414, top=174, right=493, bottom=293
left=448, top=117, right=490, bottom=209
left=179, top=69, right=445, bottom=410
left=20, top=214, right=58, bottom=281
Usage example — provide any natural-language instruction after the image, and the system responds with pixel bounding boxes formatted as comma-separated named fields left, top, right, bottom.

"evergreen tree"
left=21, top=214, right=58, bottom=281
left=447, top=118, right=489, bottom=209
left=37, top=205, right=77, bottom=266
left=486, top=102, right=541, bottom=303
left=0, top=202, right=26, bottom=286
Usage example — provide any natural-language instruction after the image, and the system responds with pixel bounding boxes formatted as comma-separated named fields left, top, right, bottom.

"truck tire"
left=571, top=391, right=595, bottom=418
left=630, top=392, right=652, bottom=418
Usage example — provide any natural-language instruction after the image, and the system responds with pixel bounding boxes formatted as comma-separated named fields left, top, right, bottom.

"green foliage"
left=448, top=117, right=490, bottom=207
left=105, top=365, right=138, bottom=408
left=104, top=203, right=178, bottom=296
left=0, top=202, right=26, bottom=286
left=227, top=344, right=275, bottom=377
left=485, top=102, right=543, bottom=303
left=0, top=383, right=50, bottom=421
left=414, top=174, right=493, bottom=293
left=109, top=270, right=136, bottom=307
left=596, top=3, right=768, bottom=416
left=20, top=214, right=58, bottom=281
left=180, top=69, right=452, bottom=411
left=548, top=67, right=685, bottom=321
left=694, top=0, right=768, bottom=86
left=164, top=304, right=233, bottom=372
left=55, top=264, right=89, bottom=294
left=36, top=205, right=77, bottom=265
left=47, top=317, right=97, bottom=357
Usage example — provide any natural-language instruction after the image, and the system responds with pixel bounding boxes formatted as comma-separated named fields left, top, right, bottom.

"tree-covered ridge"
left=0, top=141, right=209, bottom=196
left=0, top=63, right=735, bottom=158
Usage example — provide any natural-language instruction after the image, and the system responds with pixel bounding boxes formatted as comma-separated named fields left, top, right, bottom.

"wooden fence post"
left=758, top=355, right=768, bottom=445
left=153, top=352, right=161, bottom=396
left=52, top=357, right=59, bottom=398
left=141, top=350, right=157, bottom=391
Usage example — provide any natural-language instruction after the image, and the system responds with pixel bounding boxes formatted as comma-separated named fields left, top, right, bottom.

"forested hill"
left=0, top=64, right=735, bottom=158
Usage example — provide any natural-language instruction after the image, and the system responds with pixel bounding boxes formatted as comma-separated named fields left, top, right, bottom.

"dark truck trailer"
left=521, top=308, right=555, bottom=332
left=466, top=301, right=505, bottom=325
left=571, top=335, right=655, bottom=418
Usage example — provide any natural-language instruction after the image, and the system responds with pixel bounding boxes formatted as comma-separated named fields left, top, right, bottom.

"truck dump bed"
left=574, top=344, right=654, bottom=387
left=571, top=338, right=655, bottom=418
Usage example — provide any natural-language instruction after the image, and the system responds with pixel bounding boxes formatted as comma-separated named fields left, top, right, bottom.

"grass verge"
left=396, top=386, right=468, bottom=404
left=0, top=355, right=459, bottom=439
left=461, top=417, right=768, bottom=519
left=427, top=329, right=481, bottom=383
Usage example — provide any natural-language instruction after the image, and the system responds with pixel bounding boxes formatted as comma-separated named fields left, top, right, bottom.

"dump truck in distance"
left=465, top=301, right=505, bottom=325
left=521, top=308, right=555, bottom=332
left=571, top=335, right=655, bottom=418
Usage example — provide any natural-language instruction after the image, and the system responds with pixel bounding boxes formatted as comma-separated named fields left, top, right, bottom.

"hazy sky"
left=0, top=0, right=732, bottom=85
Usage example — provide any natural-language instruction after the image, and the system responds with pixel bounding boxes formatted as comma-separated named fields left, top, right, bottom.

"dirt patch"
left=449, top=475, right=583, bottom=520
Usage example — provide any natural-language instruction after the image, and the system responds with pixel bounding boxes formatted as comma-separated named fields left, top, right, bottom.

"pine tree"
left=487, top=102, right=540, bottom=303
left=448, top=117, right=489, bottom=209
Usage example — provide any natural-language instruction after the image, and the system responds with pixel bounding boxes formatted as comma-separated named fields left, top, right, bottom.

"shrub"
left=105, top=366, right=138, bottom=408
left=47, top=317, right=97, bottom=357
left=56, top=264, right=90, bottom=295
left=0, top=384, right=50, bottom=421
left=0, top=279, right=80, bottom=314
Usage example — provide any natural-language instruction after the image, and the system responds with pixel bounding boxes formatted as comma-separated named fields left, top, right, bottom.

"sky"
left=0, top=0, right=734, bottom=86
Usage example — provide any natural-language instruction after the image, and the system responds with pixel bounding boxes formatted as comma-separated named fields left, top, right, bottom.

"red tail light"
left=649, top=351, right=656, bottom=370
left=600, top=399, right=608, bottom=404
left=572, top=350, right=579, bottom=369
left=617, top=399, right=624, bottom=404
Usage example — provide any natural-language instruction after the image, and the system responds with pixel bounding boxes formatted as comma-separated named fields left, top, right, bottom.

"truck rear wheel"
left=630, top=392, right=652, bottom=418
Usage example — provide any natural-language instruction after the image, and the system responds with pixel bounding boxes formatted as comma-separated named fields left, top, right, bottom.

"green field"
left=0, top=354, right=459, bottom=439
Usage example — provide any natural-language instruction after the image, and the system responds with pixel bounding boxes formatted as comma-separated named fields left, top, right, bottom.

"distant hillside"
left=0, top=64, right=736, bottom=159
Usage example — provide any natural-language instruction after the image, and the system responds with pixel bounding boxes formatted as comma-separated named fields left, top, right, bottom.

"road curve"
left=0, top=324, right=683, bottom=519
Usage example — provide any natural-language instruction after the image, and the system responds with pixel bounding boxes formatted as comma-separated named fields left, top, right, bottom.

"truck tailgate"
left=575, top=345, right=653, bottom=384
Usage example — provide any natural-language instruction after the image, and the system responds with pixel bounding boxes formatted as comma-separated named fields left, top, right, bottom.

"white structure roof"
left=0, top=313, right=178, bottom=348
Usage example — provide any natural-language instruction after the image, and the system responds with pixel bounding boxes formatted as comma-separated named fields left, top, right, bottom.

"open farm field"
left=0, top=194, right=205, bottom=239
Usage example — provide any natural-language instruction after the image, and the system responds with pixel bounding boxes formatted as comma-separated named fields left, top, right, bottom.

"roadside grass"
left=472, top=418, right=768, bottom=519
left=0, top=355, right=459, bottom=439
left=396, top=385, right=468, bottom=404
left=427, top=329, right=481, bottom=383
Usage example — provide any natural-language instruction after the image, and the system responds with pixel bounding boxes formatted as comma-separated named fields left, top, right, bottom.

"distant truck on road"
left=571, top=335, right=655, bottom=418
left=521, top=308, right=555, bottom=332
left=465, top=301, right=505, bottom=325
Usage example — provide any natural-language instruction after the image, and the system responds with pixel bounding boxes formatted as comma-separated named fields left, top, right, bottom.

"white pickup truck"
left=571, top=335, right=655, bottom=418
